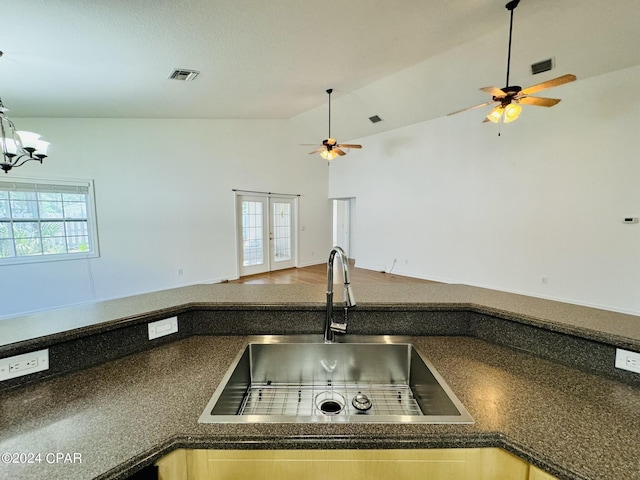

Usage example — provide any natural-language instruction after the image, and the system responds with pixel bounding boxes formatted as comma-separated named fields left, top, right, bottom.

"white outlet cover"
left=148, top=317, right=179, bottom=340
left=615, top=348, right=640, bottom=374
left=0, top=349, right=49, bottom=381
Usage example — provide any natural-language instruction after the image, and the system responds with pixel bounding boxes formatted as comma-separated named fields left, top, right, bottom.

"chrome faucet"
left=324, top=246, right=356, bottom=342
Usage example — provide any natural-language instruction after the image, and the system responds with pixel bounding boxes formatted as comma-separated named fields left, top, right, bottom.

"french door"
left=236, top=193, right=297, bottom=276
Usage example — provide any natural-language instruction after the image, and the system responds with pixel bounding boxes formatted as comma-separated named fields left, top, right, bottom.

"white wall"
left=3, top=67, right=639, bottom=318
left=2, top=118, right=332, bottom=318
left=329, top=65, right=640, bottom=315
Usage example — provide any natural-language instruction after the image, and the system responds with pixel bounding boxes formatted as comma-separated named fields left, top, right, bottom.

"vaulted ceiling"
left=3, top=0, right=639, bottom=129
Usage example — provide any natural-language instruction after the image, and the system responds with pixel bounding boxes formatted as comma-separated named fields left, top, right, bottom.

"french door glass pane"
left=242, top=201, right=264, bottom=267
left=272, top=202, right=291, bottom=263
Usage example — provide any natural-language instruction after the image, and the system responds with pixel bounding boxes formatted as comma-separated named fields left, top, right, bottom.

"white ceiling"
left=2, top=0, right=640, bottom=123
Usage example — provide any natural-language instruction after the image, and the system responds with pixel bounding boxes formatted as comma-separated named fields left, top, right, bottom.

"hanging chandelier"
left=0, top=98, right=50, bottom=174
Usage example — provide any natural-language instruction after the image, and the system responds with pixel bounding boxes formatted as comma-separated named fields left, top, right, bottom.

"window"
left=0, top=178, right=99, bottom=265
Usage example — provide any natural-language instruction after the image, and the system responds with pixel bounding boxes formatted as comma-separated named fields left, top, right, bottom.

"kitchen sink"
left=199, top=335, right=474, bottom=424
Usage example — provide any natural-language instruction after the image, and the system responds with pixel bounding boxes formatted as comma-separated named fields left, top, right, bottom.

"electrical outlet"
left=0, top=349, right=49, bottom=381
left=148, top=317, right=178, bottom=340
left=615, top=348, right=640, bottom=374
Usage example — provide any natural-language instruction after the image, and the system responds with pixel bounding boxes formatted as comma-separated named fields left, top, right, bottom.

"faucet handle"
left=330, top=305, right=349, bottom=334
left=330, top=321, right=347, bottom=334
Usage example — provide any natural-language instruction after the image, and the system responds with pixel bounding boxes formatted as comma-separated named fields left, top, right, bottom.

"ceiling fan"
left=308, top=88, right=362, bottom=162
left=448, top=0, right=576, bottom=124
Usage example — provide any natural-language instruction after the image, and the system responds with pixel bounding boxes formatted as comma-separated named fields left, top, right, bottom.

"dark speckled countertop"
left=1, top=283, right=640, bottom=480
left=1, top=335, right=640, bottom=480
left=2, top=283, right=640, bottom=348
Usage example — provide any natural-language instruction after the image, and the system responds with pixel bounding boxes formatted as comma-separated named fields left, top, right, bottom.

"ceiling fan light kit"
left=488, top=102, right=521, bottom=124
left=447, top=0, right=576, bottom=125
left=308, top=88, right=362, bottom=164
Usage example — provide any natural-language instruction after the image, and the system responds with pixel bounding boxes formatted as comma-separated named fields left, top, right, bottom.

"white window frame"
left=0, top=176, right=100, bottom=266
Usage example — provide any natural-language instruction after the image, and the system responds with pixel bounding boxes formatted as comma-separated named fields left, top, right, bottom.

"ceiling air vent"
left=168, top=69, right=200, bottom=81
left=531, top=58, right=554, bottom=75
left=368, top=115, right=383, bottom=124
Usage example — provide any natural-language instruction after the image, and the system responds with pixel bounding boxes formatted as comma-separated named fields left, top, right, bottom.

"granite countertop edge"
left=97, top=431, right=582, bottom=480
left=0, top=284, right=640, bottom=356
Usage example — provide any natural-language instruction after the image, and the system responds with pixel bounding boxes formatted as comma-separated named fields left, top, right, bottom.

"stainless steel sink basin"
left=199, top=335, right=474, bottom=424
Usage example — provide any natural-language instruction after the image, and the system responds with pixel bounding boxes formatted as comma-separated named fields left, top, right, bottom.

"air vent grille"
left=531, top=58, right=553, bottom=75
left=369, top=115, right=383, bottom=124
left=168, top=69, right=200, bottom=81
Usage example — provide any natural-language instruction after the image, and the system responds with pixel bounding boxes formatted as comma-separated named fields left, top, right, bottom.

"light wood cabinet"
left=529, top=464, right=561, bottom=480
left=156, top=449, right=188, bottom=480
left=156, top=448, right=559, bottom=480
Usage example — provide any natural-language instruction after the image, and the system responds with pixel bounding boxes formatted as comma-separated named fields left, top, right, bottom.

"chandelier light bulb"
left=16, top=131, right=42, bottom=149
left=1, top=137, right=19, bottom=155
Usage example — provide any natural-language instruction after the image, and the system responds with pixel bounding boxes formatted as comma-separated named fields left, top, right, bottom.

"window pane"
left=13, top=222, right=40, bottom=239
left=67, top=235, right=89, bottom=252
left=0, top=200, right=9, bottom=218
left=65, top=221, right=88, bottom=237
left=39, top=201, right=64, bottom=218
left=0, top=239, right=15, bottom=257
left=10, top=200, right=39, bottom=219
left=63, top=193, right=85, bottom=202
left=242, top=200, right=264, bottom=267
left=42, top=237, right=67, bottom=254
left=10, top=191, right=37, bottom=201
left=14, top=237, right=43, bottom=256
left=41, top=221, right=65, bottom=237
left=38, top=192, right=61, bottom=202
left=64, top=201, right=87, bottom=219
left=0, top=221, right=10, bottom=239
left=273, top=202, right=291, bottom=262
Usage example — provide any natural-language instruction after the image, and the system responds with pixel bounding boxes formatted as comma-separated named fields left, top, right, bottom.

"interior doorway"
left=236, top=192, right=298, bottom=277
left=332, top=198, right=356, bottom=261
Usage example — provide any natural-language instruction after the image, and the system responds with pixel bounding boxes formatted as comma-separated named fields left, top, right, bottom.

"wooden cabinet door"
left=181, top=448, right=529, bottom=480
left=529, top=464, right=560, bottom=480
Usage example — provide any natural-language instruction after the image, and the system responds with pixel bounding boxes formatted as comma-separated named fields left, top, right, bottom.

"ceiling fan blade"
left=309, top=147, right=324, bottom=154
left=447, top=100, right=496, bottom=116
left=520, top=74, right=576, bottom=96
left=518, top=96, right=561, bottom=107
left=480, top=86, right=508, bottom=98
left=337, top=144, right=362, bottom=149
left=334, top=148, right=346, bottom=156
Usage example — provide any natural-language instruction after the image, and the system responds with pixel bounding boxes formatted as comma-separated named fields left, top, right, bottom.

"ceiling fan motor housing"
left=506, top=0, right=520, bottom=11
left=494, top=86, right=522, bottom=103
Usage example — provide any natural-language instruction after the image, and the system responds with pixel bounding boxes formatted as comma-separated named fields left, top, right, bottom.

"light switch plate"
left=148, top=317, right=178, bottom=340
left=615, top=348, right=640, bottom=374
left=0, top=349, right=49, bottom=381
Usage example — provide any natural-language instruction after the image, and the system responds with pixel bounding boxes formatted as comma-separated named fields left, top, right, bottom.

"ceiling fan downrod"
left=505, top=0, right=520, bottom=88
left=326, top=88, right=333, bottom=139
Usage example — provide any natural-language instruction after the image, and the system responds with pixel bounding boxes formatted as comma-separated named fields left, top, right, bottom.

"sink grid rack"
left=238, top=382, right=424, bottom=417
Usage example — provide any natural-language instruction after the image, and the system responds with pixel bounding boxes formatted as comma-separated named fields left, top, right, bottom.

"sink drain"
left=351, top=393, right=372, bottom=412
left=315, top=391, right=345, bottom=415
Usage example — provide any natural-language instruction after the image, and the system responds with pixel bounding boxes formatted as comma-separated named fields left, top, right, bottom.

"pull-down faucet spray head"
left=344, top=283, right=356, bottom=307
left=325, top=246, right=356, bottom=342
